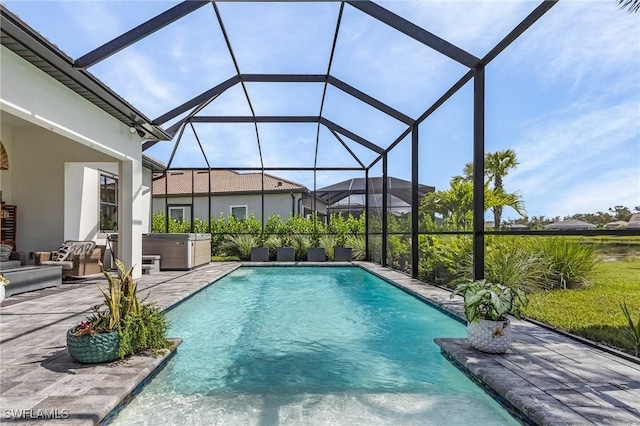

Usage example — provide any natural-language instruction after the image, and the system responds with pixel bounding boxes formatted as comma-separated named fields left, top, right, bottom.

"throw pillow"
left=0, top=244, right=12, bottom=261
left=52, top=244, right=72, bottom=262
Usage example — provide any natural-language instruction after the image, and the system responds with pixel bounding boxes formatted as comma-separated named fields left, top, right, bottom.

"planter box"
left=334, top=247, right=352, bottom=262
left=250, top=247, right=269, bottom=262
left=277, top=247, right=295, bottom=262
left=307, top=247, right=326, bottom=262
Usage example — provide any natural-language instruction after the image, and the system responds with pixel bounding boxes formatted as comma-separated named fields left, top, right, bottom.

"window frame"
left=99, top=171, right=118, bottom=233
left=230, top=205, right=248, bottom=221
left=169, top=206, right=187, bottom=222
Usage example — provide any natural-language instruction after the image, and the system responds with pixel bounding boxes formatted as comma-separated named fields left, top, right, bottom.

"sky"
left=4, top=0, right=640, bottom=220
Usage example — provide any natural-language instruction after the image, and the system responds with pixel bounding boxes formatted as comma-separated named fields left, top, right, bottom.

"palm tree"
left=420, top=180, right=525, bottom=232
left=618, top=0, right=640, bottom=13
left=485, top=149, right=519, bottom=229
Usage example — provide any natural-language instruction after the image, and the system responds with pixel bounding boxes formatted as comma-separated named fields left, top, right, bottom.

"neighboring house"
left=544, top=219, right=597, bottom=231
left=152, top=169, right=326, bottom=223
left=627, top=214, right=640, bottom=230
left=316, top=177, right=435, bottom=218
left=505, top=224, right=529, bottom=231
left=604, top=221, right=628, bottom=230
left=0, top=6, right=168, bottom=277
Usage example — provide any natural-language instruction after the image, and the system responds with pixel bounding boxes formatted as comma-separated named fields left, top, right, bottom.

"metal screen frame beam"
left=381, top=153, right=388, bottom=267
left=153, top=76, right=240, bottom=126
left=411, top=124, right=419, bottom=279
left=320, top=118, right=383, bottom=154
left=328, top=129, right=366, bottom=168
left=346, top=1, right=480, bottom=68
left=483, top=0, right=558, bottom=65
left=190, top=116, right=318, bottom=123
left=327, top=76, right=414, bottom=124
left=74, top=1, right=210, bottom=69
left=242, top=74, right=326, bottom=83
left=365, top=168, right=370, bottom=261
left=472, top=66, right=485, bottom=280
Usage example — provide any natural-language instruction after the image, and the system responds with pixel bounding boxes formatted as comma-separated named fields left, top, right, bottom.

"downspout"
left=291, top=193, right=296, bottom=217
left=298, top=195, right=303, bottom=218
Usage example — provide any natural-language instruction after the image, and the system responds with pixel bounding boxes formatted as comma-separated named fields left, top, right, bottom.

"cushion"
left=52, top=244, right=73, bottom=261
left=40, top=260, right=74, bottom=270
left=0, top=244, right=13, bottom=261
left=64, top=241, right=96, bottom=256
left=0, top=259, right=21, bottom=269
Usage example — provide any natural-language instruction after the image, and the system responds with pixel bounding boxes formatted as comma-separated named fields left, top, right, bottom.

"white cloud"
left=507, top=0, right=640, bottom=89
left=378, top=0, right=539, bottom=57
left=509, top=98, right=640, bottom=216
left=534, top=166, right=640, bottom=217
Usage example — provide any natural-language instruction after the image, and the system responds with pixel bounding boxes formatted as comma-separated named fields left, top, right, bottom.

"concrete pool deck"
left=0, top=262, right=638, bottom=425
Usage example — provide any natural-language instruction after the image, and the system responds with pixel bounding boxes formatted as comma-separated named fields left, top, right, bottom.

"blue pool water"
left=111, top=267, right=518, bottom=425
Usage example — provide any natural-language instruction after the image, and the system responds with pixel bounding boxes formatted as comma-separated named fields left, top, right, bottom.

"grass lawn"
left=524, top=257, right=640, bottom=356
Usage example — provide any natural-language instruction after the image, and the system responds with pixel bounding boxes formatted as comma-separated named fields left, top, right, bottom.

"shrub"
left=535, top=237, right=598, bottom=289
left=419, top=235, right=472, bottom=285
left=221, top=234, right=257, bottom=260
left=483, top=238, right=546, bottom=292
left=119, top=304, right=171, bottom=358
left=291, top=234, right=311, bottom=260
left=347, top=235, right=366, bottom=260
left=320, top=234, right=338, bottom=260
left=261, top=234, right=281, bottom=260
left=620, top=302, right=640, bottom=357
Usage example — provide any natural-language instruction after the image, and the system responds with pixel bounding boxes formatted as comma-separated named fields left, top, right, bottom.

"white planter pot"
left=467, top=319, right=512, bottom=353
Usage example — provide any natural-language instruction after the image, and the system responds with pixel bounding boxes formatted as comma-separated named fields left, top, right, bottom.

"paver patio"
left=1, top=262, right=639, bottom=425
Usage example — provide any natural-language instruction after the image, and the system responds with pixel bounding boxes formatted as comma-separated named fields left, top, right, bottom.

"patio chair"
left=35, top=241, right=104, bottom=278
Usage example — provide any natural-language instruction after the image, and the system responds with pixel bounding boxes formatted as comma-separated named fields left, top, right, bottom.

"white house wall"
left=153, top=193, right=304, bottom=222
left=0, top=45, right=146, bottom=276
left=11, top=128, right=111, bottom=259
left=64, top=162, right=119, bottom=240
left=141, top=167, right=152, bottom=233
left=0, top=123, right=13, bottom=203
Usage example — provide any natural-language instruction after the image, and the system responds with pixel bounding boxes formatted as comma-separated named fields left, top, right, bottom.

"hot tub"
left=142, top=233, right=211, bottom=270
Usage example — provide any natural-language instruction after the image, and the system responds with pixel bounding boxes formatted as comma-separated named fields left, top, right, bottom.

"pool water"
left=111, top=267, right=518, bottom=425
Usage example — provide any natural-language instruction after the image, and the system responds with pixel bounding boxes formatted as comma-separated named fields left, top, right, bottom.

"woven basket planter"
left=467, top=319, right=512, bottom=354
left=66, top=327, right=120, bottom=364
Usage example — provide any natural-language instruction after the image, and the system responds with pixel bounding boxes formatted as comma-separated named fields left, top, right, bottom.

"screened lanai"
left=5, top=0, right=638, bottom=280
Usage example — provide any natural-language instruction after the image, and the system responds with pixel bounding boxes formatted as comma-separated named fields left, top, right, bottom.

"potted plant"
left=333, top=233, right=352, bottom=262
left=307, top=227, right=325, bottom=262
left=276, top=234, right=295, bottom=261
left=451, top=279, right=528, bottom=353
left=66, top=259, right=171, bottom=363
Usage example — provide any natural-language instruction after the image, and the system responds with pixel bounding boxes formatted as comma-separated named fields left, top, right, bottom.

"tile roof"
left=153, top=170, right=308, bottom=196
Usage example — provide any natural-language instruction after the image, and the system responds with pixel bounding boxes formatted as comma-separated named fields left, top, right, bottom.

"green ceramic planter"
left=66, top=327, right=120, bottom=364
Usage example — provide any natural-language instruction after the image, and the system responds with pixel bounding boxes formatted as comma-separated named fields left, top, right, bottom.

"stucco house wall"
left=1, top=44, right=146, bottom=276
left=153, top=192, right=306, bottom=222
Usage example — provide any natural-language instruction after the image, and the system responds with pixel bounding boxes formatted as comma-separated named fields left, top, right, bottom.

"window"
left=100, top=173, right=118, bottom=232
left=169, top=207, right=185, bottom=221
left=230, top=205, right=247, bottom=220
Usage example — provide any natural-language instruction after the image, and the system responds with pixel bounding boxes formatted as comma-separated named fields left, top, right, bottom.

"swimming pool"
left=110, top=266, right=518, bottom=425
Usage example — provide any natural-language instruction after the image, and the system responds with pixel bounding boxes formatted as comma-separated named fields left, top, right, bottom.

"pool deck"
left=0, top=261, right=638, bottom=425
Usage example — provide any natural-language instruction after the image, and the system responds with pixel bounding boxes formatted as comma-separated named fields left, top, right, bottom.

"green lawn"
left=524, top=258, right=640, bottom=355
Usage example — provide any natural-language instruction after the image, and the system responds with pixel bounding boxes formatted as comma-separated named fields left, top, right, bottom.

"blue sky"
left=5, top=0, right=640, bottom=220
